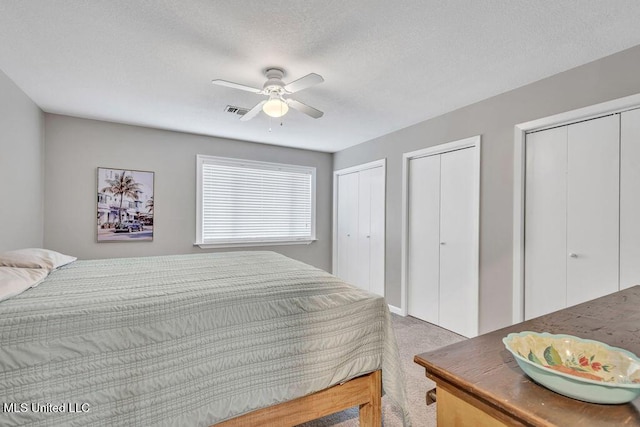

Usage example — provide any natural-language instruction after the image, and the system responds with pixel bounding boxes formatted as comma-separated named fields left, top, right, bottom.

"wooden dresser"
left=414, top=286, right=640, bottom=426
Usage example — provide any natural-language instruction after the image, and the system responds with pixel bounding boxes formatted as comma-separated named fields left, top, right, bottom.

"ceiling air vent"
left=224, top=105, right=249, bottom=116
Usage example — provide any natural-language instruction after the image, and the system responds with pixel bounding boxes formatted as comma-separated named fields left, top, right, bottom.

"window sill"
left=194, top=239, right=316, bottom=249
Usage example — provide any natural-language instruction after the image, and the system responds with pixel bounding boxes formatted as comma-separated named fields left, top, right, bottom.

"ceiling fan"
left=212, top=68, right=324, bottom=121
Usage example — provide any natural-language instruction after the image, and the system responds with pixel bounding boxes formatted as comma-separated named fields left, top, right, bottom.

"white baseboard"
left=388, top=304, right=404, bottom=316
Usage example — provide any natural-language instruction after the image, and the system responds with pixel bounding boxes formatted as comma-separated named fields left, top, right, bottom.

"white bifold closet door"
left=407, top=155, right=440, bottom=325
left=335, top=165, right=385, bottom=297
left=337, top=171, right=360, bottom=286
left=365, top=166, right=386, bottom=296
left=621, top=108, right=640, bottom=290
left=407, top=146, right=477, bottom=337
left=438, top=149, right=477, bottom=336
left=566, top=116, right=620, bottom=306
left=524, top=127, right=568, bottom=318
left=524, top=115, right=619, bottom=319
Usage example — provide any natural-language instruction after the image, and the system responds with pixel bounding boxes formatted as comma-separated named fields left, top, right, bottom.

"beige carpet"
left=299, top=314, right=466, bottom=427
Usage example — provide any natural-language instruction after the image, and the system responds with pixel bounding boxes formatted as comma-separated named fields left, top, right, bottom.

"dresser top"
left=415, top=286, right=640, bottom=427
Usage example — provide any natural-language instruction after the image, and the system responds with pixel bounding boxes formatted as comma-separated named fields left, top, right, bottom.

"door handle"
left=440, top=242, right=446, bottom=245
left=569, top=253, right=578, bottom=258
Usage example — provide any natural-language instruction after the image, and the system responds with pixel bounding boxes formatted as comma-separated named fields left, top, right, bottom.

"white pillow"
left=0, top=267, right=49, bottom=302
left=0, top=248, right=77, bottom=271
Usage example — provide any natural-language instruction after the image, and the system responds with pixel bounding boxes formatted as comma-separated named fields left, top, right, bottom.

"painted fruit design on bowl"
left=524, top=344, right=617, bottom=382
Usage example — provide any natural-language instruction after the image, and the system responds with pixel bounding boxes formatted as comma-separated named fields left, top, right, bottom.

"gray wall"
left=44, top=115, right=333, bottom=271
left=334, top=44, right=640, bottom=333
left=0, top=70, right=44, bottom=251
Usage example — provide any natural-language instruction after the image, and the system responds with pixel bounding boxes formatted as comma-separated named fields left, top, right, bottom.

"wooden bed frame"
left=214, top=370, right=382, bottom=427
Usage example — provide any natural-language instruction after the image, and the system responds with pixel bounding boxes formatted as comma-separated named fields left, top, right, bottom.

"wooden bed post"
left=214, top=370, right=383, bottom=426
left=359, top=369, right=382, bottom=426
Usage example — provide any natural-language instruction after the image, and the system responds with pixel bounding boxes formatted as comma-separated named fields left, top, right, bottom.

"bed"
left=0, top=251, right=408, bottom=426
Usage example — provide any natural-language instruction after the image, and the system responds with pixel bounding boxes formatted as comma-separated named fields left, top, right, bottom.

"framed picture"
left=97, top=167, right=154, bottom=242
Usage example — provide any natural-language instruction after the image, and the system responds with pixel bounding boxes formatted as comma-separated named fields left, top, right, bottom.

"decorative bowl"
left=503, top=331, right=640, bottom=404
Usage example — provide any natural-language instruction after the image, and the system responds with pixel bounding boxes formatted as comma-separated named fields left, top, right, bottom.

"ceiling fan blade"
left=240, top=100, right=266, bottom=121
left=285, top=99, right=324, bottom=119
left=284, top=73, right=324, bottom=93
left=212, top=79, right=262, bottom=93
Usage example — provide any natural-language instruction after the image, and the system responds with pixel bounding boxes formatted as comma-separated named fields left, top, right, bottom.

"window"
left=196, top=155, right=316, bottom=248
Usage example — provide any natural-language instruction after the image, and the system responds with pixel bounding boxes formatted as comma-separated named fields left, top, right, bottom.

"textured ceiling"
left=2, top=1, right=640, bottom=153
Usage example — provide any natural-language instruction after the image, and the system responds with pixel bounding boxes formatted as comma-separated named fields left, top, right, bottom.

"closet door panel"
left=439, top=147, right=477, bottom=337
left=356, top=168, right=372, bottom=291
left=566, top=115, right=620, bottom=306
left=621, top=109, right=640, bottom=290
left=368, top=166, right=386, bottom=297
left=407, top=155, right=440, bottom=324
left=336, top=172, right=359, bottom=285
left=524, top=127, right=568, bottom=320
left=336, top=174, right=350, bottom=280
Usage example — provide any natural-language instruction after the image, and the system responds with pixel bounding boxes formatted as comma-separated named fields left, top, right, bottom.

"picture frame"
left=97, top=167, right=154, bottom=242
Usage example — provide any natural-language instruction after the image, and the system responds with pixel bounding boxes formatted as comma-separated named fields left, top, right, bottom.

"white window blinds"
left=196, top=155, right=316, bottom=247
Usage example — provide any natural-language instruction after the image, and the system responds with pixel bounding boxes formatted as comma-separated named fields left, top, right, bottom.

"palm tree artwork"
left=146, top=196, right=154, bottom=214
left=101, top=172, right=142, bottom=225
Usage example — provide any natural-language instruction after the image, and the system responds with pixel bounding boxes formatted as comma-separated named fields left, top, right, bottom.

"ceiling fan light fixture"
left=262, top=97, right=289, bottom=118
left=212, top=68, right=323, bottom=121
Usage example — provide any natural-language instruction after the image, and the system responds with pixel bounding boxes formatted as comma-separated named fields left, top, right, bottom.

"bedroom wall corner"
left=0, top=69, right=45, bottom=251
left=42, top=115, right=333, bottom=271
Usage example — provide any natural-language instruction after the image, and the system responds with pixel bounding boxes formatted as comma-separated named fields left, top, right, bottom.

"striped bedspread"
left=0, top=251, right=408, bottom=426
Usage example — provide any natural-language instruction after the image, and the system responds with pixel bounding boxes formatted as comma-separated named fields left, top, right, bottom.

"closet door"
left=439, top=147, right=477, bottom=337
left=368, top=166, right=386, bottom=297
left=566, top=116, right=619, bottom=306
left=407, top=155, right=440, bottom=325
left=524, top=127, right=568, bottom=319
left=356, top=168, right=372, bottom=291
left=335, top=163, right=386, bottom=296
left=336, top=172, right=359, bottom=284
left=621, top=108, right=640, bottom=290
